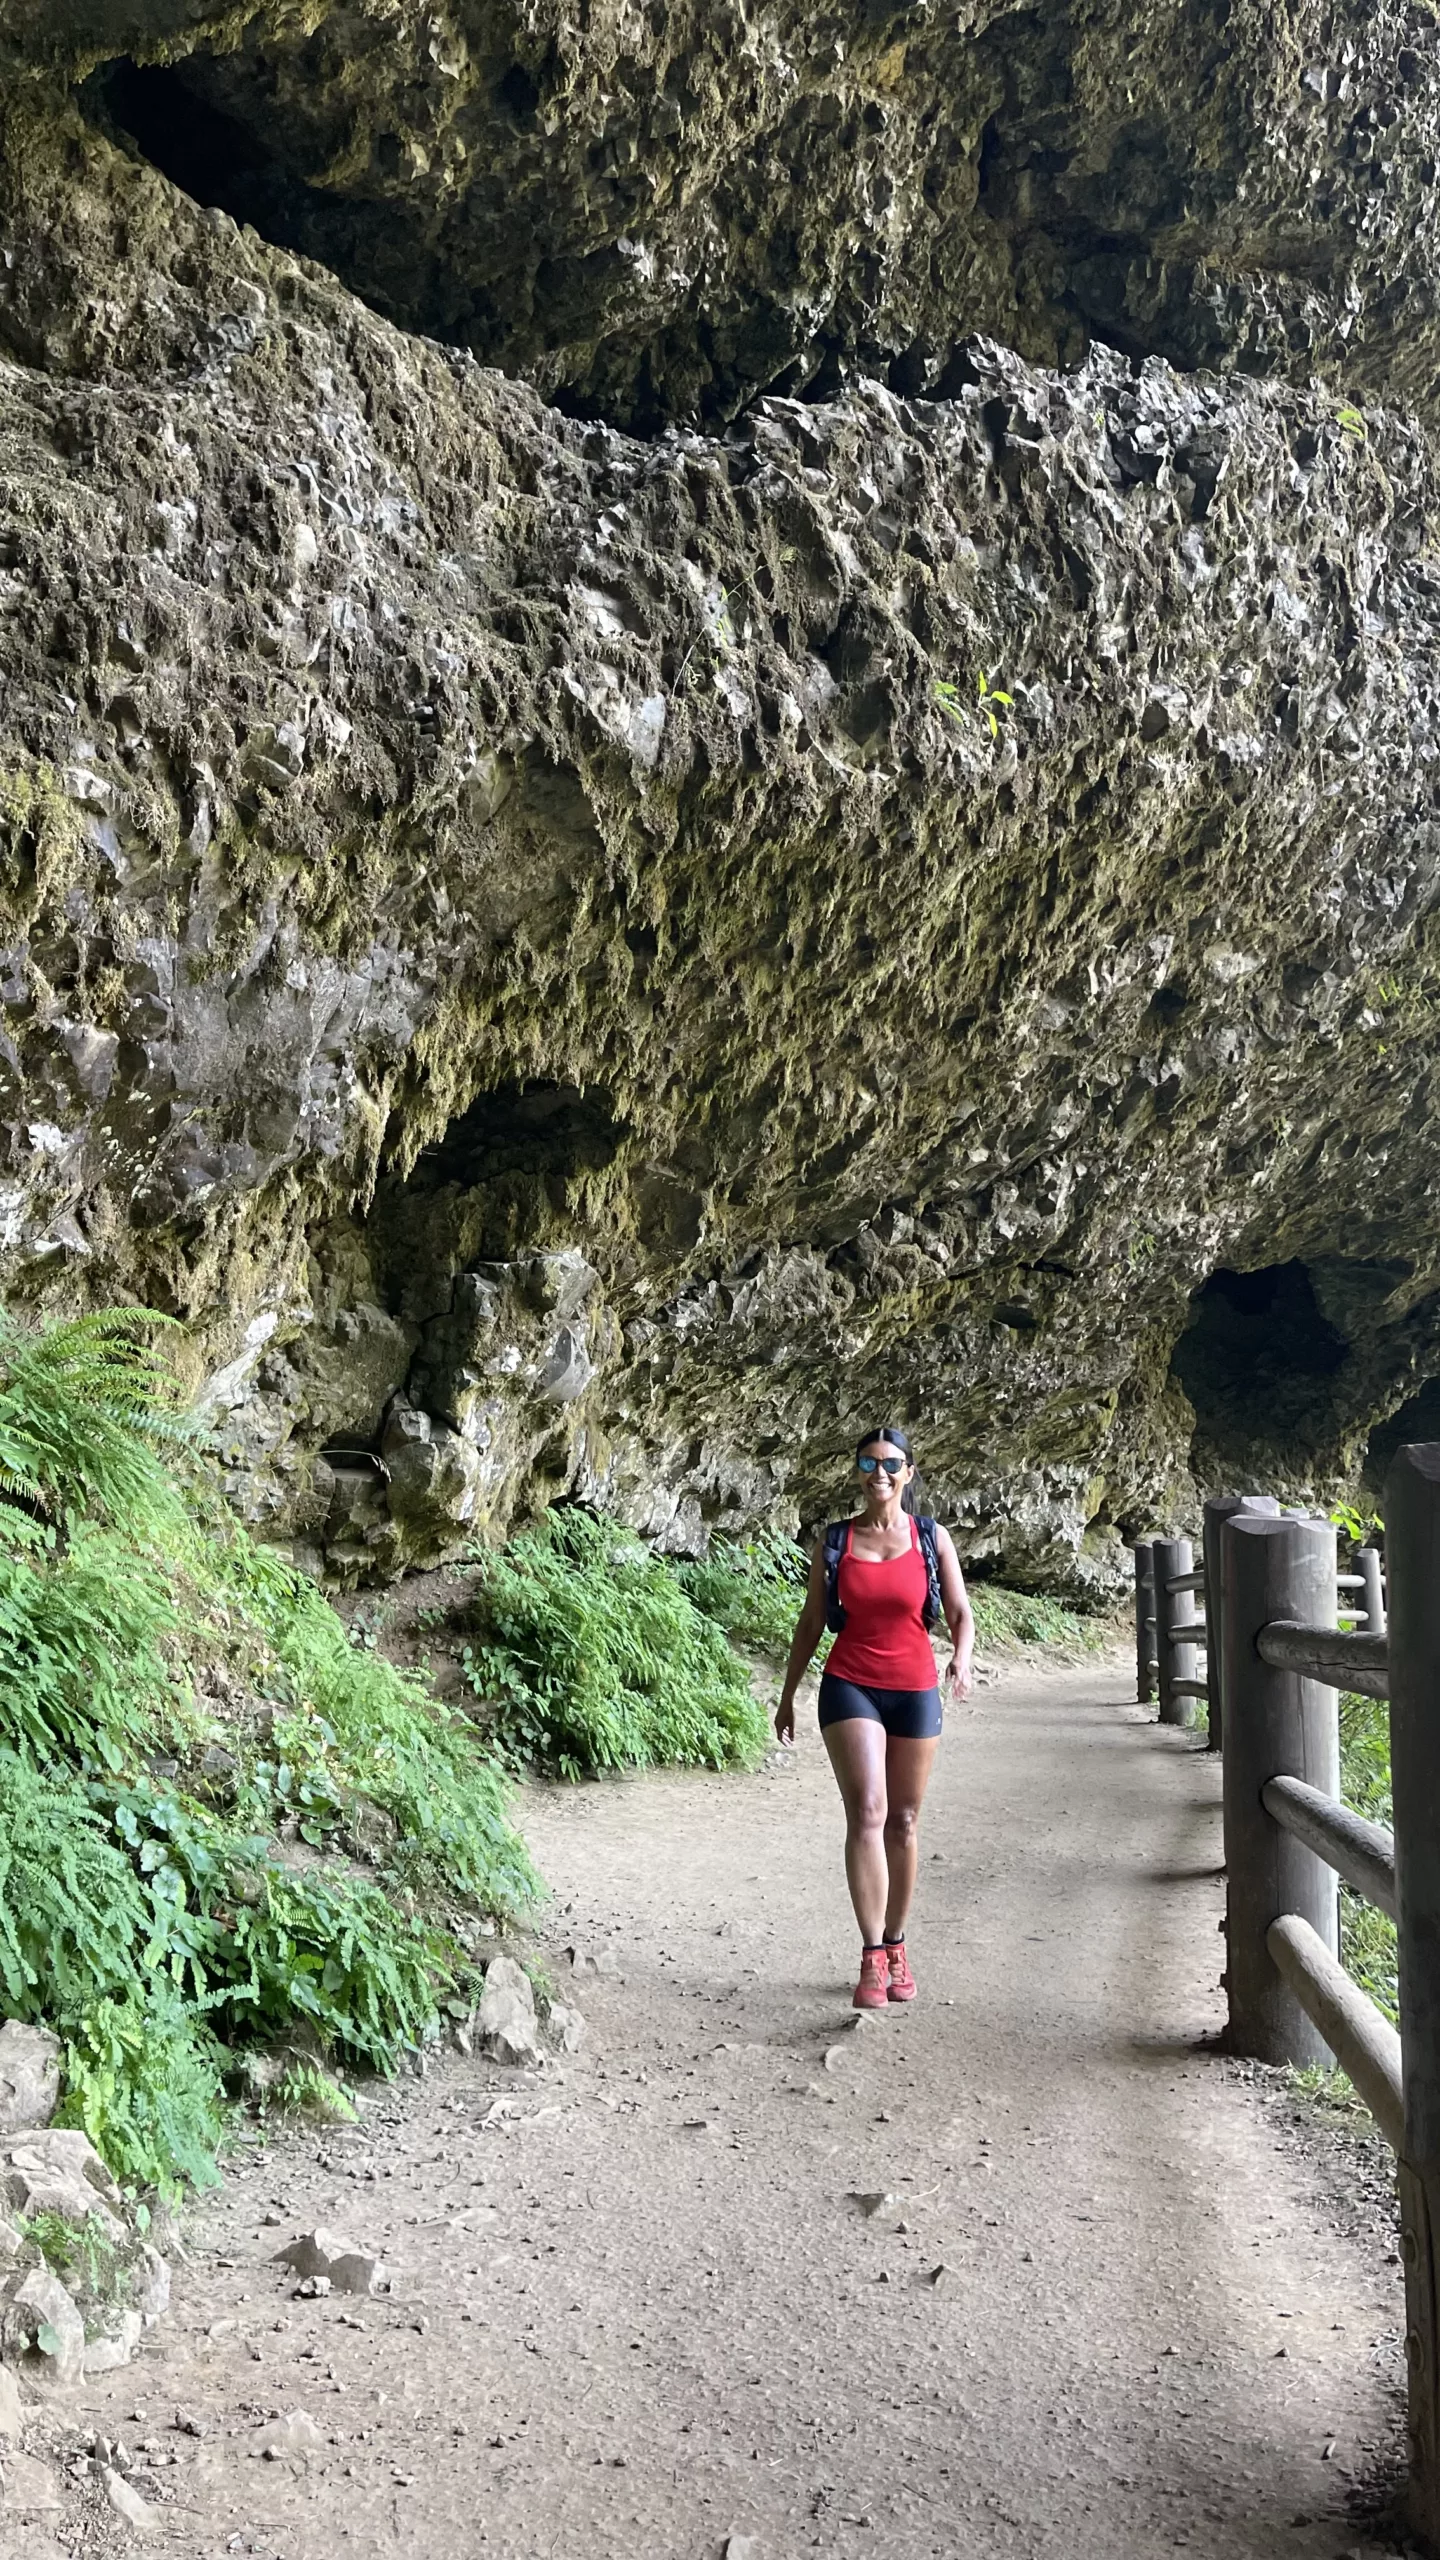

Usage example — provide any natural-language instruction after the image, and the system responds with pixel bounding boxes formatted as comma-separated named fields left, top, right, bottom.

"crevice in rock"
left=1170, top=1261, right=1351, bottom=1471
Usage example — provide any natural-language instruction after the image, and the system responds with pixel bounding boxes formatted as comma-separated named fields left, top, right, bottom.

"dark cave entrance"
left=1169, top=1260, right=1351, bottom=1472
left=91, top=61, right=311, bottom=245
left=399, top=1081, right=626, bottom=1197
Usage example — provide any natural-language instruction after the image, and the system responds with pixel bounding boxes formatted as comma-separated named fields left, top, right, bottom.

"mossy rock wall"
left=1, top=58, right=1440, bottom=1590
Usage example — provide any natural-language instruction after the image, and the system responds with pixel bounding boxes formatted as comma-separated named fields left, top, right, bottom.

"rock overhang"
left=1, top=51, right=1440, bottom=1584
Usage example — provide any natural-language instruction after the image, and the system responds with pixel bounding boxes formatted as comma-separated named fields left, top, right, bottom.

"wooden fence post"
left=1383, top=1445, right=1440, bottom=2552
left=1218, top=1510, right=1340, bottom=2066
left=1153, top=1535, right=1194, bottom=1727
left=1357, top=1544, right=1387, bottom=1638
left=1134, top=1541, right=1157, bottom=1705
left=1202, top=1493, right=1279, bottom=1755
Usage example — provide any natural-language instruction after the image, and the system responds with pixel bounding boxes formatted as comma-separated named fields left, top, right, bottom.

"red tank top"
left=827, top=1519, right=937, bottom=1688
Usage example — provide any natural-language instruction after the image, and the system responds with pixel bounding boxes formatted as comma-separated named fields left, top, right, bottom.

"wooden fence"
left=1132, top=1447, right=1440, bottom=2553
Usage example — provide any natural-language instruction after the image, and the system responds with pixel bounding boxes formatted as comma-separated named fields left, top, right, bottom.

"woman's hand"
left=774, top=1690, right=797, bottom=1745
left=946, top=1649, right=973, bottom=1702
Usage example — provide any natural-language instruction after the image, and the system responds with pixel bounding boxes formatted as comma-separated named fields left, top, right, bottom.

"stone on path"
left=0, top=2029, right=60, bottom=2140
left=272, top=2230, right=389, bottom=2296
left=251, top=2410, right=325, bottom=2461
left=0, top=2372, right=23, bottom=2439
left=546, top=1999, right=586, bottom=2054
left=475, top=1956, right=543, bottom=2065
left=0, top=2451, right=60, bottom=2515
left=101, top=2465, right=155, bottom=2531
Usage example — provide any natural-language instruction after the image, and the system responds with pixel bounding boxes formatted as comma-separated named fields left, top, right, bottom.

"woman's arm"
left=936, top=1525, right=974, bottom=1700
left=775, top=1542, right=829, bottom=1743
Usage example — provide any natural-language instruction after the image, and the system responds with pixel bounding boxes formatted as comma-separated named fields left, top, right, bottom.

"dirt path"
left=22, top=1655, right=1408, bottom=2560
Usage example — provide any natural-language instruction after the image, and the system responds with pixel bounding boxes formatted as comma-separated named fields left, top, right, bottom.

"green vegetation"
left=968, top=1582, right=1105, bottom=1653
left=934, top=669, right=1015, bottom=744
left=1338, top=1689, right=1398, bottom=2024
left=463, top=1509, right=770, bottom=1779
left=0, top=1309, right=537, bottom=2198
left=19, top=2207, right=132, bottom=2306
left=671, top=1528, right=813, bottom=1653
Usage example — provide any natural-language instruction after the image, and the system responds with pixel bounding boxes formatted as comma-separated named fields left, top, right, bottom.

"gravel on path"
left=22, top=1655, right=1409, bottom=2560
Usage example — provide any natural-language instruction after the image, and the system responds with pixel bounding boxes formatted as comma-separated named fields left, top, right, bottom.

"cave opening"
left=1169, top=1260, right=1351, bottom=1470
left=91, top=60, right=311, bottom=247
left=401, top=1080, right=626, bottom=1197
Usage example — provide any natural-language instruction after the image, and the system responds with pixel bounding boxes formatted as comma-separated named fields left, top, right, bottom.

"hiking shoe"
left=853, top=1946, right=889, bottom=2009
left=886, top=1940, right=916, bottom=2002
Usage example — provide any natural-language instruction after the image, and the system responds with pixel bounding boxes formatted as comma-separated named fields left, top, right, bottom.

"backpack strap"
left=822, top=1519, right=850, bottom=1634
left=915, top=1515, right=943, bottom=1630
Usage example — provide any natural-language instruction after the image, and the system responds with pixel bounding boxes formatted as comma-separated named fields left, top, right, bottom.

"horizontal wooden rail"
left=1166, top=1619, right=1207, bottom=1645
left=1256, top=1620, right=1390, bottom=1698
left=1171, top=1677, right=1209, bottom=1699
left=1266, top=1914, right=1404, bottom=2149
left=1262, top=1775, right=1397, bottom=1920
left=1166, top=1568, right=1206, bottom=1596
left=1336, top=1572, right=1366, bottom=1590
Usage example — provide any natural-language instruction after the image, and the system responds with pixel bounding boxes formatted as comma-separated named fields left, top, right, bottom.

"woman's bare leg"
left=882, top=1734, right=940, bottom=1938
left=822, top=1717, right=890, bottom=1944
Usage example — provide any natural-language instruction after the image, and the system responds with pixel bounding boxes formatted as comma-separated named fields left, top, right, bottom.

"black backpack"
left=823, top=1515, right=943, bottom=1634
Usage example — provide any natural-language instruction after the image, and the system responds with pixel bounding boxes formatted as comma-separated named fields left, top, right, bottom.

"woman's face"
left=856, top=1438, right=914, bottom=1502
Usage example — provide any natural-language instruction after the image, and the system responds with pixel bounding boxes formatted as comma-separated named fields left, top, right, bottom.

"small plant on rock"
left=933, top=670, right=1014, bottom=743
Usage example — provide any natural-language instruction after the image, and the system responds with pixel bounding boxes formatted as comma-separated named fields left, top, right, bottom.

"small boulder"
left=0, top=2028, right=60, bottom=2140
left=0, top=2450, right=61, bottom=2515
left=101, top=2465, right=155, bottom=2532
left=131, top=2244, right=170, bottom=2329
left=475, top=1956, right=542, bottom=2066
left=0, top=2267, right=85, bottom=2389
left=0, top=2130, right=124, bottom=2241
left=546, top=2000, right=586, bottom=2055
left=272, top=2229, right=389, bottom=2297
left=83, top=2309, right=143, bottom=2375
left=250, top=2409, right=325, bottom=2461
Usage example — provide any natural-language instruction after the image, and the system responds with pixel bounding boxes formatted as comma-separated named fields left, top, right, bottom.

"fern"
left=0, top=1307, right=539, bottom=2194
left=672, top=1529, right=813, bottom=1654
left=465, top=1508, right=770, bottom=1776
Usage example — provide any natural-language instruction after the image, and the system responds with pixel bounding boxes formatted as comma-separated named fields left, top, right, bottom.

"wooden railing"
left=1131, top=1447, right=1440, bottom=2553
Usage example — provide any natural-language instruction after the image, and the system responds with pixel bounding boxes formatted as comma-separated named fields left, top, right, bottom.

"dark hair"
left=854, top=1426, right=920, bottom=1515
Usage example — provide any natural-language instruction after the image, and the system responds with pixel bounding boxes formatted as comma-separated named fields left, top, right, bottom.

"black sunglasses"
left=857, top=1455, right=907, bottom=1477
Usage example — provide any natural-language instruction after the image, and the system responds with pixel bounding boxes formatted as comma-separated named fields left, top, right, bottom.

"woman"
left=775, top=1429, right=974, bottom=2008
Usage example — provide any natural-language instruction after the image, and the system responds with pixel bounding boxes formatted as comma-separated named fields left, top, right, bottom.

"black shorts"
left=817, top=1673, right=943, bottom=1740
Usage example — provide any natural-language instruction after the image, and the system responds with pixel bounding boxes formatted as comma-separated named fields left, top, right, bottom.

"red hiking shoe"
left=886, top=1940, right=916, bottom=2002
left=853, top=1946, right=889, bottom=2009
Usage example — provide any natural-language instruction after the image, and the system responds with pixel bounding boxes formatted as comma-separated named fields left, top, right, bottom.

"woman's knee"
left=847, top=1788, right=887, bottom=1839
left=884, top=1801, right=920, bottom=1845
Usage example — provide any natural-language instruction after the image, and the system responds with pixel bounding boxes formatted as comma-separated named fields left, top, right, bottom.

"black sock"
left=863, top=1941, right=885, bottom=1952
left=883, top=1933, right=904, bottom=1945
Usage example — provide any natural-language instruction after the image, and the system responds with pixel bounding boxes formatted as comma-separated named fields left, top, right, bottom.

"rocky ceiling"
left=0, top=3, right=1439, bottom=1589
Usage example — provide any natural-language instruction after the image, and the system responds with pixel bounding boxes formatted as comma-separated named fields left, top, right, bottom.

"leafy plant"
left=671, top=1528, right=814, bottom=1655
left=1339, top=1690, right=1397, bottom=2026
left=0, top=1307, right=539, bottom=2195
left=19, top=2209, right=133, bottom=2306
left=968, top=1583, right=1104, bottom=1652
left=1328, top=1499, right=1382, bottom=1547
left=1336, top=403, right=1368, bottom=439
left=935, top=670, right=1014, bottom=743
left=463, top=1508, right=770, bottom=1777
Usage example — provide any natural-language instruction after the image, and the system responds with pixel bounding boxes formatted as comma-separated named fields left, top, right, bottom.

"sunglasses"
left=857, top=1455, right=908, bottom=1477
